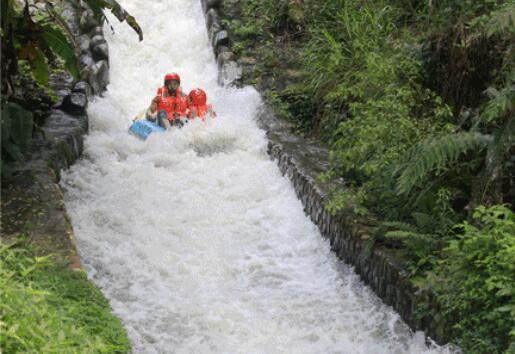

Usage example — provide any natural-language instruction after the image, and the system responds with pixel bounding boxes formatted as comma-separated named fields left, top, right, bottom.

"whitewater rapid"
left=61, top=0, right=456, bottom=353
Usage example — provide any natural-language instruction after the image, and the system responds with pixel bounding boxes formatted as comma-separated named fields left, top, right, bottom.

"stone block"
left=79, top=53, right=94, bottom=70
left=61, top=92, right=88, bottom=114
left=77, top=34, right=90, bottom=54
left=202, top=0, right=221, bottom=13
left=206, top=8, right=220, bottom=30
left=79, top=9, right=98, bottom=34
left=217, top=50, right=236, bottom=70
left=92, top=43, right=109, bottom=61
left=89, top=60, right=109, bottom=94
left=89, top=35, right=106, bottom=49
left=89, top=26, right=104, bottom=37
left=209, top=22, right=222, bottom=44
left=72, top=81, right=92, bottom=97
left=217, top=45, right=231, bottom=55
left=212, top=30, right=230, bottom=50
left=218, top=60, right=242, bottom=87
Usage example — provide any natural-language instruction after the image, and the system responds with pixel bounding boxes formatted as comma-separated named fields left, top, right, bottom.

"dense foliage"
left=222, top=0, right=514, bottom=352
left=428, top=205, right=515, bottom=353
left=0, top=241, right=131, bottom=352
left=1, top=0, right=142, bottom=170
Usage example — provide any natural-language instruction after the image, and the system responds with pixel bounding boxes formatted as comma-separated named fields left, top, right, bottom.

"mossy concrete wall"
left=1, top=2, right=111, bottom=269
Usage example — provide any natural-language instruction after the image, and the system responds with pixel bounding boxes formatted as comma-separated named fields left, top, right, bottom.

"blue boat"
left=129, top=119, right=165, bottom=140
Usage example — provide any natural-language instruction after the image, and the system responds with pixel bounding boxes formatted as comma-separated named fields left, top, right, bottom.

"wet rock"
left=209, top=22, right=222, bottom=45
left=92, top=43, right=109, bottom=61
left=202, top=0, right=221, bottom=13
left=216, top=45, right=232, bottom=57
left=206, top=8, right=220, bottom=30
left=217, top=50, right=236, bottom=70
left=72, top=81, right=92, bottom=97
left=239, top=56, right=258, bottom=65
left=80, top=9, right=99, bottom=34
left=212, top=30, right=230, bottom=50
left=88, top=60, right=109, bottom=94
left=89, top=26, right=104, bottom=37
left=62, top=5, right=80, bottom=35
left=77, top=34, right=91, bottom=54
left=218, top=60, right=242, bottom=87
left=61, top=92, right=88, bottom=114
left=79, top=53, right=95, bottom=69
left=90, top=35, right=106, bottom=49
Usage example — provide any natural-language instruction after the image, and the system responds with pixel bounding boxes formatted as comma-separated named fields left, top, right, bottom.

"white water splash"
left=61, top=0, right=457, bottom=353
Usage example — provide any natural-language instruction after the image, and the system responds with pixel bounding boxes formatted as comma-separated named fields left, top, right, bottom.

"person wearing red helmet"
left=187, top=88, right=216, bottom=121
left=146, top=73, right=189, bottom=129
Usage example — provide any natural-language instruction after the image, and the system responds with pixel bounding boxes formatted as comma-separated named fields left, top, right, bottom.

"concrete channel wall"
left=1, top=2, right=111, bottom=269
left=200, top=0, right=446, bottom=344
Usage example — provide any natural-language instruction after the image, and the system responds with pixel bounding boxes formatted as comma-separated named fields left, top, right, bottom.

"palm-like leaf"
left=396, top=132, right=493, bottom=195
left=83, top=0, right=143, bottom=41
left=41, top=24, right=79, bottom=78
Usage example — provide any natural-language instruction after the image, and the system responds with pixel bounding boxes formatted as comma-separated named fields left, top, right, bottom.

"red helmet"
left=164, top=72, right=180, bottom=83
left=188, top=88, right=207, bottom=106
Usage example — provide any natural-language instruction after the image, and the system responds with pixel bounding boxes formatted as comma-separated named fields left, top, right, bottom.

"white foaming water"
left=61, top=1, right=456, bottom=353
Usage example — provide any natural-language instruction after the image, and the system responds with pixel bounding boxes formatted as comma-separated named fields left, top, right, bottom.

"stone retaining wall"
left=1, top=2, right=111, bottom=269
left=200, top=0, right=445, bottom=344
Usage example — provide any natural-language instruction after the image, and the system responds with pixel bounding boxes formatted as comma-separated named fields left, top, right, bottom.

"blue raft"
left=129, top=119, right=165, bottom=140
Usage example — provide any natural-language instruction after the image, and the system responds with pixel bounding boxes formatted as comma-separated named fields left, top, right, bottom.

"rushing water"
left=61, top=1, right=456, bottom=353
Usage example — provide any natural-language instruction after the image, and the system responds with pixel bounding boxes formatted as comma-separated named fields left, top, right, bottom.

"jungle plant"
left=427, top=205, right=515, bottom=353
left=380, top=188, right=457, bottom=273
left=1, top=0, right=142, bottom=91
left=394, top=70, right=514, bottom=207
left=1, top=0, right=142, bottom=166
left=0, top=241, right=131, bottom=352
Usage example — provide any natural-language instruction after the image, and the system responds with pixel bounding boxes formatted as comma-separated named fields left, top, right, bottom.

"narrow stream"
left=61, top=1, right=456, bottom=353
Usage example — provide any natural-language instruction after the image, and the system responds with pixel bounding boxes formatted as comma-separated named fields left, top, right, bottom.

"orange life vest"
left=156, top=86, right=188, bottom=119
left=188, top=104, right=216, bottom=120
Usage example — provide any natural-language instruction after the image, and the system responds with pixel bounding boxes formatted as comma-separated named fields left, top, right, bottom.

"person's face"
left=166, top=79, right=180, bottom=91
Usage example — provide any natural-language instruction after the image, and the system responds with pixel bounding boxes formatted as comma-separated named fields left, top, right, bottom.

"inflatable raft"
left=129, top=119, right=165, bottom=140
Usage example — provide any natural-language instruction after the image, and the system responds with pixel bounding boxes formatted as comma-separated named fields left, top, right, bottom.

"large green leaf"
left=2, top=140, right=24, bottom=161
left=31, top=48, right=50, bottom=85
left=1, top=105, right=12, bottom=145
left=4, top=102, right=34, bottom=153
left=85, top=0, right=143, bottom=41
left=1, top=0, right=14, bottom=35
left=41, top=24, right=78, bottom=78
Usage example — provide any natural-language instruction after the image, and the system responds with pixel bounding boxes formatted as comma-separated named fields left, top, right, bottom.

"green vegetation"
left=1, top=3, right=142, bottom=349
left=0, top=241, right=131, bottom=353
left=1, top=0, right=142, bottom=171
left=222, top=0, right=514, bottom=352
left=429, top=205, right=515, bottom=353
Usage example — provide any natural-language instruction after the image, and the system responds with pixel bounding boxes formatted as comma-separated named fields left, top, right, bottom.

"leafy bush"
left=426, top=205, right=515, bottom=353
left=382, top=189, right=457, bottom=273
left=0, top=242, right=131, bottom=353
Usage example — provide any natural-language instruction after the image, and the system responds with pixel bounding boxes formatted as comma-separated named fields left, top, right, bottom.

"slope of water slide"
left=61, top=0, right=456, bottom=352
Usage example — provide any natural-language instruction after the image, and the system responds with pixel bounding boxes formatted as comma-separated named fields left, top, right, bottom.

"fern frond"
left=381, top=221, right=417, bottom=232
left=385, top=230, right=435, bottom=243
left=396, top=132, right=493, bottom=195
left=467, top=1, right=515, bottom=38
left=475, top=74, right=515, bottom=128
left=411, top=212, right=436, bottom=232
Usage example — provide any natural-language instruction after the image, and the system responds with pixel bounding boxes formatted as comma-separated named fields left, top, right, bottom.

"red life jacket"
left=188, top=104, right=216, bottom=120
left=156, top=86, right=188, bottom=119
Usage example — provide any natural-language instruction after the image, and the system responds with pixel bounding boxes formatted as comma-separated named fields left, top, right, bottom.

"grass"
left=0, top=241, right=131, bottom=353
